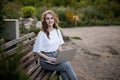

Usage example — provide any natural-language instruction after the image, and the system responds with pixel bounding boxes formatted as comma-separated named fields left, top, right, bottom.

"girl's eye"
left=46, top=18, right=49, bottom=20
left=46, top=17, right=54, bottom=20
left=51, top=17, right=54, bottom=19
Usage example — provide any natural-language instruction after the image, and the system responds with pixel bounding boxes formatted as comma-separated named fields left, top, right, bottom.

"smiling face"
left=41, top=10, right=59, bottom=38
left=45, top=13, right=55, bottom=27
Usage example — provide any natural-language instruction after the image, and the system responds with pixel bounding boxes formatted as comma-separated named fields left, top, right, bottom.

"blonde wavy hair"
left=41, top=10, right=59, bottom=39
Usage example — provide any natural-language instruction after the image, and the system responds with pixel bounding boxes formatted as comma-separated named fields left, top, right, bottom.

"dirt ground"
left=61, top=26, right=120, bottom=80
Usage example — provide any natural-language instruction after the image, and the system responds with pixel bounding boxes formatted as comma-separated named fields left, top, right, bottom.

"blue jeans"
left=40, top=52, right=78, bottom=80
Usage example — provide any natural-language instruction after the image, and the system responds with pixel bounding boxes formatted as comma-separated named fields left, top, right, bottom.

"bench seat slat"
left=41, top=70, right=54, bottom=80
left=35, top=69, right=48, bottom=80
left=29, top=66, right=43, bottom=80
left=22, top=56, right=38, bottom=70
left=27, top=64, right=41, bottom=76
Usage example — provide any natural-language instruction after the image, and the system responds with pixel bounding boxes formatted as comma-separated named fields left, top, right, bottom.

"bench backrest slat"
left=2, top=32, right=36, bottom=49
left=0, top=32, right=36, bottom=61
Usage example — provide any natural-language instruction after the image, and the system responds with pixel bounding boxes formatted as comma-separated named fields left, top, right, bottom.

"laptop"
left=45, top=48, right=77, bottom=65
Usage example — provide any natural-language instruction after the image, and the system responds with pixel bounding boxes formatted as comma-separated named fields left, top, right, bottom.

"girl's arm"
left=34, top=52, right=56, bottom=62
left=59, top=45, right=63, bottom=51
left=56, top=45, right=63, bottom=54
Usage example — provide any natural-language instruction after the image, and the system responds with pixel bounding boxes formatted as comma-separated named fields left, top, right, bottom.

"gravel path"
left=62, top=26, right=120, bottom=80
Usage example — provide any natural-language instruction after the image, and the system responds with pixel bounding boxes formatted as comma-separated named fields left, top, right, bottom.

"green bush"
left=28, top=26, right=40, bottom=34
left=59, top=21, right=74, bottom=28
left=3, top=2, right=21, bottom=19
left=0, top=42, right=30, bottom=80
left=111, top=21, right=120, bottom=25
left=77, top=20, right=89, bottom=26
left=54, top=7, right=75, bottom=27
left=36, top=7, right=42, bottom=20
left=111, top=17, right=120, bottom=25
left=95, top=20, right=109, bottom=26
left=20, top=25, right=40, bottom=35
left=19, top=26, right=28, bottom=34
left=21, top=6, right=36, bottom=18
left=55, top=9, right=67, bottom=21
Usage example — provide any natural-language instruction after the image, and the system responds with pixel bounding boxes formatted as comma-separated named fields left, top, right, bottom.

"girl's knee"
left=57, top=61, right=72, bottom=71
left=61, top=61, right=71, bottom=68
left=64, top=61, right=71, bottom=65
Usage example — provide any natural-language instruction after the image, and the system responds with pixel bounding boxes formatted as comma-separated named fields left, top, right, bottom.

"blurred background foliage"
left=20, top=6, right=36, bottom=18
left=1, top=0, right=120, bottom=28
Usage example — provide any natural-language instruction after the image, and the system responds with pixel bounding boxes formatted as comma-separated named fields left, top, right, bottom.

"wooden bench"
left=0, top=32, right=60, bottom=80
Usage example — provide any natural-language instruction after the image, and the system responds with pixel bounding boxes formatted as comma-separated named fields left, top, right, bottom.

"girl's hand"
left=47, top=57, right=56, bottom=62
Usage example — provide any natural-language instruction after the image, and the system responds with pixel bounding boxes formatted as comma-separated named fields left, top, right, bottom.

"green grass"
left=71, top=36, right=81, bottom=40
